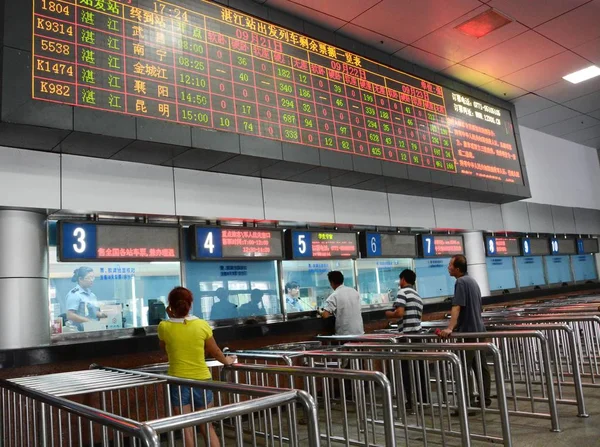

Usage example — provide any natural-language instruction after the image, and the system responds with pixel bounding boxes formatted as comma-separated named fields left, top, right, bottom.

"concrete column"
left=0, top=210, right=50, bottom=349
left=462, top=231, right=491, bottom=297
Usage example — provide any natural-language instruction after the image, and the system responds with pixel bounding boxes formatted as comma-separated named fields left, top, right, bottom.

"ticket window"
left=544, top=255, right=573, bottom=285
left=572, top=255, right=598, bottom=282
left=281, top=259, right=355, bottom=312
left=414, top=258, right=456, bottom=300
left=486, top=257, right=517, bottom=294
left=356, top=258, right=413, bottom=306
left=184, top=260, right=281, bottom=322
left=48, top=247, right=181, bottom=334
left=515, top=256, right=546, bottom=289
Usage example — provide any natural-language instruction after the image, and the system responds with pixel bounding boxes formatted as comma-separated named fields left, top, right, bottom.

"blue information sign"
left=291, top=231, right=313, bottom=259
left=578, top=239, right=585, bottom=255
left=365, top=233, right=382, bottom=257
left=522, top=238, right=531, bottom=256
left=422, top=235, right=436, bottom=257
left=486, top=237, right=497, bottom=256
left=60, top=222, right=97, bottom=260
left=195, top=227, right=223, bottom=258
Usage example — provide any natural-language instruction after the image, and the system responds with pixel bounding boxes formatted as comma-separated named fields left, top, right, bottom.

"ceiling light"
left=455, top=9, right=513, bottom=38
left=563, top=65, right=600, bottom=84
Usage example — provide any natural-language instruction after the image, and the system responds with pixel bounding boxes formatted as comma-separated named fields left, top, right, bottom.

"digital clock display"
left=286, top=230, right=358, bottom=259
left=58, top=221, right=180, bottom=261
left=31, top=0, right=523, bottom=183
left=190, top=226, right=283, bottom=259
left=421, top=235, right=464, bottom=257
left=485, top=236, right=520, bottom=257
left=360, top=232, right=416, bottom=258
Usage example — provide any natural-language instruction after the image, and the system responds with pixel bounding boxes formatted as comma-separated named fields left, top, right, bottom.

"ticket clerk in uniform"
left=66, top=267, right=107, bottom=331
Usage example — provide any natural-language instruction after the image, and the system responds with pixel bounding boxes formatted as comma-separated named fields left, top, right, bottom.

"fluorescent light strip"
left=563, top=65, right=600, bottom=84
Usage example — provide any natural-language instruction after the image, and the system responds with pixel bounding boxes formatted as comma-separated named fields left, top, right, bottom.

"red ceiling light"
left=455, top=9, right=513, bottom=38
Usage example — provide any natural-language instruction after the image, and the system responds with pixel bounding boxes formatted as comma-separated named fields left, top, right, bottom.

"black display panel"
left=420, top=235, right=465, bottom=257
left=360, top=232, right=416, bottom=258
left=286, top=230, right=358, bottom=259
left=58, top=221, right=180, bottom=261
left=578, top=238, right=600, bottom=254
left=521, top=237, right=550, bottom=256
left=190, top=226, right=283, bottom=259
left=485, top=236, right=521, bottom=257
left=31, top=0, right=523, bottom=184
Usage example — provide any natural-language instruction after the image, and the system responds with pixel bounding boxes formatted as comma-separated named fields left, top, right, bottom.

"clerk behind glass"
left=66, top=267, right=106, bottom=330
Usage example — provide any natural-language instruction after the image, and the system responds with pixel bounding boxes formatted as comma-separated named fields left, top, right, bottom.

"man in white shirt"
left=320, top=271, right=364, bottom=335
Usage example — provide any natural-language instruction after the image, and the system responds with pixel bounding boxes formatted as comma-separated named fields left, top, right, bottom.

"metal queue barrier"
left=221, top=363, right=397, bottom=447
left=485, top=314, right=600, bottom=390
left=339, top=342, right=512, bottom=447
left=347, top=329, right=561, bottom=432
left=226, top=349, right=473, bottom=447
left=0, top=366, right=320, bottom=447
left=486, top=323, right=588, bottom=417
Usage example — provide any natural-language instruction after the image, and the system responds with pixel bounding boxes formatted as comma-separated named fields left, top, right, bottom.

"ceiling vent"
left=455, top=9, right=513, bottom=38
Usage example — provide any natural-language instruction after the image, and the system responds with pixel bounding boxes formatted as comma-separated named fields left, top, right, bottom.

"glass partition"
left=544, top=256, right=573, bottom=284
left=281, top=260, right=355, bottom=312
left=516, top=256, right=545, bottom=288
left=356, top=258, right=413, bottom=306
left=49, top=247, right=181, bottom=334
left=184, top=260, right=280, bottom=321
left=414, top=258, right=455, bottom=299
left=571, top=255, right=598, bottom=282
left=486, top=257, right=517, bottom=291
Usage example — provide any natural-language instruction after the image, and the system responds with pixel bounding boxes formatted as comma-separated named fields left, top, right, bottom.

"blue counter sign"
left=365, top=233, right=382, bottom=257
left=522, top=238, right=531, bottom=256
left=60, top=223, right=97, bottom=260
left=551, top=238, right=559, bottom=255
left=195, top=227, right=223, bottom=258
left=423, top=235, right=435, bottom=257
left=292, top=231, right=313, bottom=258
left=487, top=237, right=497, bottom=256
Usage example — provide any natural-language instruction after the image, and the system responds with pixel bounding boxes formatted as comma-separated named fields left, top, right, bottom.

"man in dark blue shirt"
left=440, top=255, right=491, bottom=409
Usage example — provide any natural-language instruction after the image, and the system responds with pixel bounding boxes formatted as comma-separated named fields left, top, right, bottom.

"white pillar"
left=462, top=231, right=491, bottom=297
left=0, top=210, right=50, bottom=349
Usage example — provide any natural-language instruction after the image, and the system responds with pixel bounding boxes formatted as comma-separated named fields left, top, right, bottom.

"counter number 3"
left=59, top=222, right=96, bottom=260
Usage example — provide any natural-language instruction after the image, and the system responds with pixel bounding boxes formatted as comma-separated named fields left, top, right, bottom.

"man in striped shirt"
left=385, top=269, right=423, bottom=333
left=386, top=269, right=427, bottom=412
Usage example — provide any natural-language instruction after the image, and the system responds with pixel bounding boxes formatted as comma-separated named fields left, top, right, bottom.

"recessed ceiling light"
left=455, top=9, right=513, bottom=38
left=563, top=65, right=600, bottom=84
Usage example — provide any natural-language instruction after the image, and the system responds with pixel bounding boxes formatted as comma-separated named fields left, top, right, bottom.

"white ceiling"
left=259, top=0, right=600, bottom=149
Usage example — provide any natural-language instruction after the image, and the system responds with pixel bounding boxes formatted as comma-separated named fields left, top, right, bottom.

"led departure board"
left=58, top=221, right=180, bottom=261
left=360, top=232, right=416, bottom=258
left=31, top=0, right=523, bottom=184
left=550, top=238, right=577, bottom=255
left=421, top=235, right=464, bottom=257
left=485, top=236, right=520, bottom=257
left=521, top=238, right=550, bottom=256
left=578, top=238, right=600, bottom=254
left=286, top=230, right=358, bottom=259
left=190, top=226, right=283, bottom=259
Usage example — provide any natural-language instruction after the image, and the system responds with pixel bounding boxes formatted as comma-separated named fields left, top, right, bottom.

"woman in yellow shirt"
left=158, top=287, right=235, bottom=446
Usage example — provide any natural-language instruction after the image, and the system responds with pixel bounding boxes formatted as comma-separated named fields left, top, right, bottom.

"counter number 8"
left=73, top=227, right=86, bottom=254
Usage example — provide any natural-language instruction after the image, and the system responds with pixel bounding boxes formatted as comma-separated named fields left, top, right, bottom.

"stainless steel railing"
left=1, top=365, right=321, bottom=446
left=221, top=363, right=396, bottom=446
